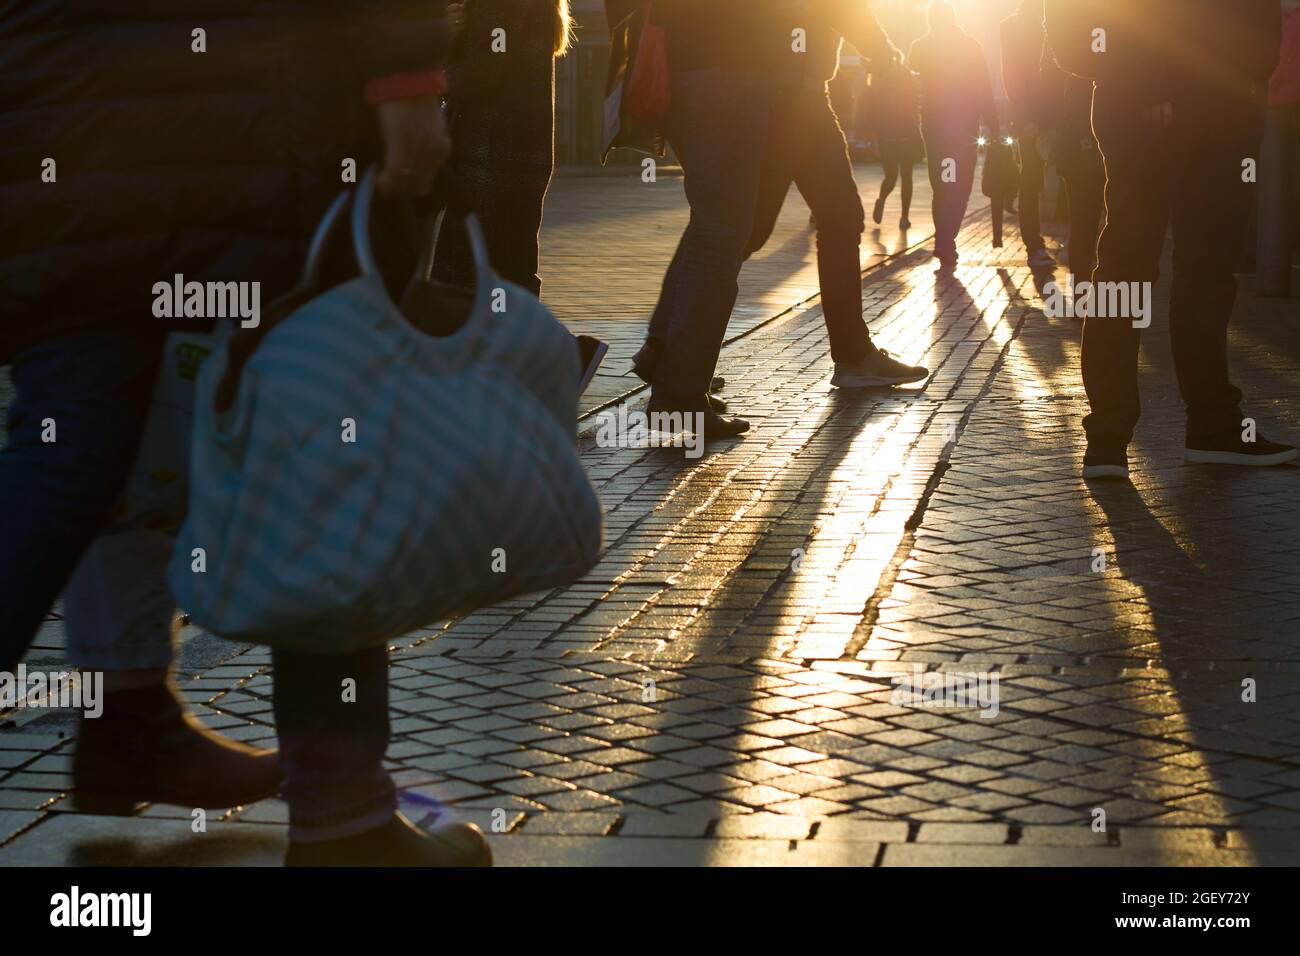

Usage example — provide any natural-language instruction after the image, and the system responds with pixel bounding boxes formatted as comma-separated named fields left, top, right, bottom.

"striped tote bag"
left=168, top=169, right=603, bottom=652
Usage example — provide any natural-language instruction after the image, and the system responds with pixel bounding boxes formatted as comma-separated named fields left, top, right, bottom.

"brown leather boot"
left=72, top=683, right=282, bottom=813
left=285, top=814, right=493, bottom=867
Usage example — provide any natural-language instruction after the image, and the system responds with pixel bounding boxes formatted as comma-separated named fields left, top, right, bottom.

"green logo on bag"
left=176, top=343, right=213, bottom=381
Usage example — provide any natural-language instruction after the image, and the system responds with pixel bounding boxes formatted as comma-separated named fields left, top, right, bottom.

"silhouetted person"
left=909, top=0, right=1000, bottom=271
left=744, top=0, right=928, bottom=389
left=871, top=53, right=924, bottom=231
left=628, top=0, right=777, bottom=439
left=1001, top=0, right=1057, bottom=269
left=436, top=0, right=607, bottom=394
left=1047, top=0, right=1296, bottom=479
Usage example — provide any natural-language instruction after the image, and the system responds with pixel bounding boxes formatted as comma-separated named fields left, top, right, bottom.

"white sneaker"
left=831, top=349, right=928, bottom=388
left=1028, top=248, right=1054, bottom=269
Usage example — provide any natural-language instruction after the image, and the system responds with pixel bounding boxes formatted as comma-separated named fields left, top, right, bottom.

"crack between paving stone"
left=843, top=297, right=1034, bottom=659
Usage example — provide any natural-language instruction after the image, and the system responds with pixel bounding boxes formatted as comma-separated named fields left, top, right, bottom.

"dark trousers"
left=1082, top=84, right=1256, bottom=448
left=0, top=326, right=163, bottom=664
left=1059, top=145, right=1106, bottom=282
left=1, top=328, right=394, bottom=840
left=923, top=129, right=978, bottom=260
left=273, top=645, right=395, bottom=841
left=878, top=140, right=917, bottom=220
left=745, top=90, right=871, bottom=366
left=1015, top=133, right=1046, bottom=253
left=645, top=68, right=770, bottom=406
left=433, top=158, right=551, bottom=298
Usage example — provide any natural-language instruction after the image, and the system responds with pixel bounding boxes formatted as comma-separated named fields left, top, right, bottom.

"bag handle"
left=213, top=165, right=497, bottom=412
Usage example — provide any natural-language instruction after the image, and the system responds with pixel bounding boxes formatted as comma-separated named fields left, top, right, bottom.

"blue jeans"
left=1, top=327, right=393, bottom=841
left=645, top=68, right=770, bottom=406
left=1, top=325, right=165, bottom=666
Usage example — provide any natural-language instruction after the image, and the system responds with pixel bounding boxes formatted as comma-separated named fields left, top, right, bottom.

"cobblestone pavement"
left=4, top=171, right=1300, bottom=866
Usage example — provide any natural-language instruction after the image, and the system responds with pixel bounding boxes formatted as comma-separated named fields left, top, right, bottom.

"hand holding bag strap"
left=354, top=163, right=495, bottom=305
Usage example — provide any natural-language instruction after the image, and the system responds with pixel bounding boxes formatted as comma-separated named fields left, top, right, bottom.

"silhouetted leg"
left=0, top=326, right=163, bottom=667
left=1017, top=134, right=1046, bottom=254
left=649, top=68, right=769, bottom=408
left=274, top=645, right=396, bottom=842
left=794, top=94, right=871, bottom=365
left=1082, top=87, right=1176, bottom=450
left=1170, top=87, right=1252, bottom=441
left=900, top=160, right=915, bottom=220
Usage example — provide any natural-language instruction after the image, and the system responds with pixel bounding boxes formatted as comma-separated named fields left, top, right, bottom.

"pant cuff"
left=287, top=783, right=398, bottom=844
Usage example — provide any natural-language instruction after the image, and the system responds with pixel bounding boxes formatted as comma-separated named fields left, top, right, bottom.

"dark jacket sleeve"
left=331, top=0, right=451, bottom=79
left=1001, top=16, right=1035, bottom=125
left=1239, top=0, right=1283, bottom=84
left=974, top=41, right=998, bottom=132
left=827, top=0, right=896, bottom=64
left=1043, top=0, right=1099, bottom=79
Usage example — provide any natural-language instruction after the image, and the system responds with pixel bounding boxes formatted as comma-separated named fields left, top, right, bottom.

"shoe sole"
left=831, top=372, right=928, bottom=388
left=577, top=340, right=608, bottom=396
left=71, top=792, right=147, bottom=815
left=1082, top=464, right=1130, bottom=480
left=1184, top=447, right=1299, bottom=466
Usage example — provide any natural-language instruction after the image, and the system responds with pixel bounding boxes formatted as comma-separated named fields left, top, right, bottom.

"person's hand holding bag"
left=374, top=96, right=451, bottom=198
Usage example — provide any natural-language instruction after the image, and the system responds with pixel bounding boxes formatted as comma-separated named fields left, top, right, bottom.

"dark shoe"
left=575, top=334, right=607, bottom=396
left=285, top=813, right=492, bottom=867
left=646, top=399, right=750, bottom=440
left=1185, top=430, right=1297, bottom=467
left=831, top=348, right=928, bottom=388
left=872, top=197, right=885, bottom=224
left=1082, top=444, right=1129, bottom=481
left=1028, top=248, right=1054, bottom=269
left=73, top=683, right=282, bottom=813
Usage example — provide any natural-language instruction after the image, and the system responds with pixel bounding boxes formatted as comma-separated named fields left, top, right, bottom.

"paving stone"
left=713, top=814, right=813, bottom=840
left=521, top=813, right=619, bottom=836
left=915, top=823, right=1010, bottom=844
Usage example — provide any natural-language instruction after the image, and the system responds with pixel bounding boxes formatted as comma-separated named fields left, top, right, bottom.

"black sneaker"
left=831, top=348, right=928, bottom=388
left=1185, top=431, right=1298, bottom=467
left=1082, top=444, right=1129, bottom=480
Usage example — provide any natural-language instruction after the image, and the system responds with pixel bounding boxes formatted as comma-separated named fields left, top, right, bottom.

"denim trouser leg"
left=793, top=95, right=871, bottom=366
left=64, top=528, right=177, bottom=671
left=273, top=645, right=396, bottom=842
left=0, top=327, right=165, bottom=670
left=648, top=68, right=770, bottom=406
